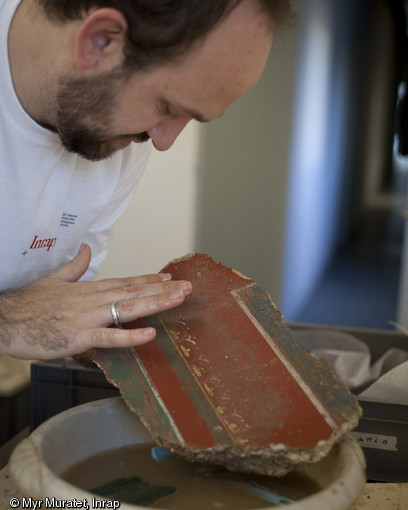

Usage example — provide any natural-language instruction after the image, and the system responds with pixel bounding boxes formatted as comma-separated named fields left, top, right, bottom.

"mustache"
left=133, top=132, right=150, bottom=143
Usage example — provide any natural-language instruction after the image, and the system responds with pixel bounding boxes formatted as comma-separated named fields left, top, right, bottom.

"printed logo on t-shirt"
left=28, top=235, right=57, bottom=252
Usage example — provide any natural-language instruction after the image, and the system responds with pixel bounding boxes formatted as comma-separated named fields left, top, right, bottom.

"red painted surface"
left=132, top=339, right=217, bottom=448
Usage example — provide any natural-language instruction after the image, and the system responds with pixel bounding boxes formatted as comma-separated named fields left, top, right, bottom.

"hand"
left=0, top=244, right=192, bottom=360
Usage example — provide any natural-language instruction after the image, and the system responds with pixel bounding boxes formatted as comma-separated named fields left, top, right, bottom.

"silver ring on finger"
left=110, top=302, right=123, bottom=329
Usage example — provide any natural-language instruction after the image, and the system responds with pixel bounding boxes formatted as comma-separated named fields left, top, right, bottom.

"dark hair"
left=37, top=0, right=294, bottom=69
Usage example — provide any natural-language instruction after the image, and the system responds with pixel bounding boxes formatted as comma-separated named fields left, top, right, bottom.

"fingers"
left=39, top=254, right=192, bottom=328
left=98, top=280, right=192, bottom=326
left=92, top=272, right=173, bottom=293
left=54, top=243, right=92, bottom=283
left=85, top=326, right=157, bottom=351
left=110, top=279, right=192, bottom=301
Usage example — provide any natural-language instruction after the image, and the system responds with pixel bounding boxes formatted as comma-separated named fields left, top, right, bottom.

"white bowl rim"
left=9, top=397, right=366, bottom=510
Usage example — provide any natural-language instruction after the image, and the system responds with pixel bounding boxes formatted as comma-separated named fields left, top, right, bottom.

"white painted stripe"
left=129, top=347, right=184, bottom=442
left=231, top=287, right=338, bottom=430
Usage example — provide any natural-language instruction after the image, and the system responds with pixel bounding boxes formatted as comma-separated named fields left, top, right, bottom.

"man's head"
left=34, top=0, right=293, bottom=160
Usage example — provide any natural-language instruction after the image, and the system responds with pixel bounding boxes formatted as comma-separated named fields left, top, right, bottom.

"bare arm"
left=0, top=244, right=192, bottom=360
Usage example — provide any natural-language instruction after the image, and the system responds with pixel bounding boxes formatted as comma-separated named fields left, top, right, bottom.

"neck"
left=8, top=0, right=73, bottom=127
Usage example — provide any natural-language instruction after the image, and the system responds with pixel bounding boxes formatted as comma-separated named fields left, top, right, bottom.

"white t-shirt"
left=0, top=0, right=152, bottom=291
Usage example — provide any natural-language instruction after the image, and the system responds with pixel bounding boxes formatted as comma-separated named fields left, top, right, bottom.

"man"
left=0, top=0, right=292, bottom=361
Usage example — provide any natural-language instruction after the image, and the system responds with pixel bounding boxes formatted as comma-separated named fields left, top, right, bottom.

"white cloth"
left=359, top=361, right=408, bottom=405
left=293, top=329, right=408, bottom=405
left=0, top=0, right=152, bottom=290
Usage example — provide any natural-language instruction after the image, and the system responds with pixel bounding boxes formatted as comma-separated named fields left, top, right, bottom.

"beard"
left=54, top=68, right=149, bottom=161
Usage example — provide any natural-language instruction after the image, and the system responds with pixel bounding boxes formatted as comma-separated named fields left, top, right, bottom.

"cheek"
left=110, top=96, right=161, bottom=134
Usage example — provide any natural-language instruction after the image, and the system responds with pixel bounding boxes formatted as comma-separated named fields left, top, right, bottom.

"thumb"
left=55, top=243, right=92, bottom=282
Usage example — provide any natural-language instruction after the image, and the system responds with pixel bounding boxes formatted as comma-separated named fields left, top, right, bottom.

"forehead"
left=125, top=0, right=273, bottom=120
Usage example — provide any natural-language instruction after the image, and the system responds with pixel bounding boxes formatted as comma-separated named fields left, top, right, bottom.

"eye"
left=158, top=102, right=178, bottom=120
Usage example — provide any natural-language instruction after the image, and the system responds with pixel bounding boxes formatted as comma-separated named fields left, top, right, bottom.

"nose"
left=147, top=117, right=191, bottom=151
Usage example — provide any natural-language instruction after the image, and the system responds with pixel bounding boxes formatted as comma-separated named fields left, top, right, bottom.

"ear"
left=75, top=8, right=128, bottom=71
